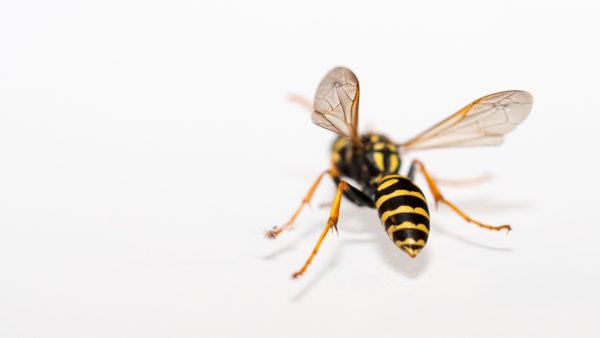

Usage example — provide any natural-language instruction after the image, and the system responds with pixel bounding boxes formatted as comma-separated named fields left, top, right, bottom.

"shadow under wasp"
left=267, top=67, right=533, bottom=279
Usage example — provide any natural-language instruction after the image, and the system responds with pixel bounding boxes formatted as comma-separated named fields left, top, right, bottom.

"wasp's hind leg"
left=266, top=169, right=336, bottom=239
left=409, top=160, right=511, bottom=232
left=292, top=180, right=370, bottom=278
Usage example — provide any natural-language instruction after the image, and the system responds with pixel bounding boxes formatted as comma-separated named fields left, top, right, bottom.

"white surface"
left=1, top=1, right=599, bottom=337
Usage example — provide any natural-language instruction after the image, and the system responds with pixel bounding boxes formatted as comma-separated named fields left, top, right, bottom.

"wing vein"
left=401, top=90, right=533, bottom=151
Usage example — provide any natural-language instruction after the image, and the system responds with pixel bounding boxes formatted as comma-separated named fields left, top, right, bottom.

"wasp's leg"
left=292, top=180, right=356, bottom=279
left=409, top=160, right=511, bottom=232
left=428, top=173, right=492, bottom=187
left=266, top=169, right=336, bottom=239
left=319, top=182, right=375, bottom=209
left=333, top=177, right=375, bottom=208
left=409, top=166, right=492, bottom=187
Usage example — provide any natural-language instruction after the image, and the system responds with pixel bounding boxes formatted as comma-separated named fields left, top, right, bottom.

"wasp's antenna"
left=288, top=94, right=313, bottom=112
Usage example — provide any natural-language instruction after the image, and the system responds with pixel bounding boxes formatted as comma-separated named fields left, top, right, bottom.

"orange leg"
left=433, top=172, right=492, bottom=187
left=266, top=169, right=335, bottom=239
left=292, top=181, right=348, bottom=279
left=411, top=160, right=511, bottom=232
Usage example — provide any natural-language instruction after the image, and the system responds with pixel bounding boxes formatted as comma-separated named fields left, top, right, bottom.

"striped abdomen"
left=375, top=175, right=430, bottom=258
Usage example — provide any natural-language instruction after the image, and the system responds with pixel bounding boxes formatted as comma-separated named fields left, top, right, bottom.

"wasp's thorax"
left=331, top=133, right=402, bottom=195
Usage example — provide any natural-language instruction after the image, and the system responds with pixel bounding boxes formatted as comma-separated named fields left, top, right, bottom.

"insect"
left=267, top=67, right=533, bottom=279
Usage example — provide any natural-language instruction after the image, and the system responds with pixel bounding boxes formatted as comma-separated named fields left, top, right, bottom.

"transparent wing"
left=401, top=90, right=533, bottom=151
left=312, top=67, right=362, bottom=146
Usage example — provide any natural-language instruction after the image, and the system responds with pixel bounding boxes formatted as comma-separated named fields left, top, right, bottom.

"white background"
left=1, top=1, right=599, bottom=337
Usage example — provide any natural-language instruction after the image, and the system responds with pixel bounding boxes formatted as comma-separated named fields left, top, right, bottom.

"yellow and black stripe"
left=374, top=175, right=430, bottom=257
left=368, top=138, right=400, bottom=174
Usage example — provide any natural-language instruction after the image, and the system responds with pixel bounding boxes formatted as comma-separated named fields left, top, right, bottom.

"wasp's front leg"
left=266, top=169, right=337, bottom=239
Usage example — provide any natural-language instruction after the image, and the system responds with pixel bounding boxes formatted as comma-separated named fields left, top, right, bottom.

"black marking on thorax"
left=330, top=134, right=402, bottom=197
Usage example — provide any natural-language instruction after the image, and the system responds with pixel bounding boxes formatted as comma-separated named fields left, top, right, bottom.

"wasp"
left=267, top=67, right=533, bottom=279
